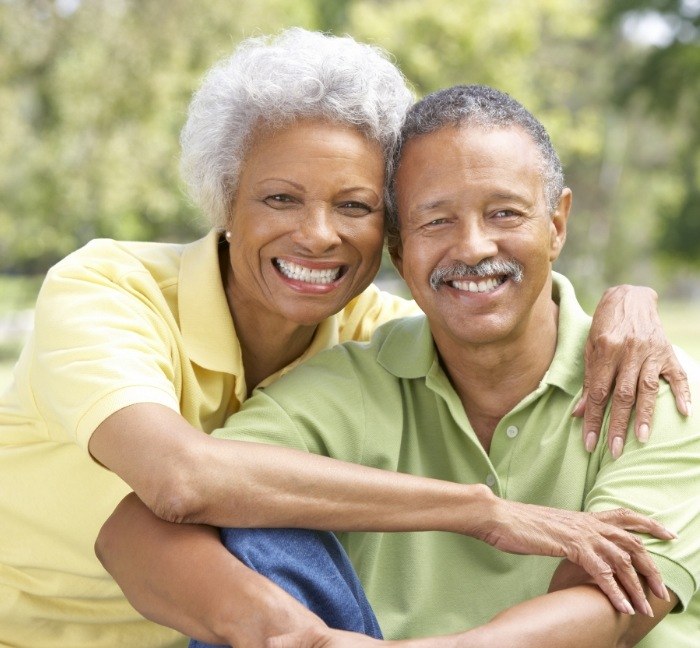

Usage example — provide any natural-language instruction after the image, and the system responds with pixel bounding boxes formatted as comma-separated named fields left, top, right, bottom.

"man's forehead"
left=396, top=124, right=542, bottom=193
left=399, top=122, right=537, bottom=161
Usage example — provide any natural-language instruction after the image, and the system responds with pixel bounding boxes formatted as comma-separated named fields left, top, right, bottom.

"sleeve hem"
left=649, top=552, right=696, bottom=612
left=75, top=385, right=180, bottom=452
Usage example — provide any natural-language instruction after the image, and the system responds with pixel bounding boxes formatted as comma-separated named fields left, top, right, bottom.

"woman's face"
left=224, top=118, right=386, bottom=328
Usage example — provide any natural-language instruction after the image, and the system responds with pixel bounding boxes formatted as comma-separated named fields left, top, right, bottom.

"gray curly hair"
left=180, top=28, right=414, bottom=228
left=387, top=84, right=565, bottom=254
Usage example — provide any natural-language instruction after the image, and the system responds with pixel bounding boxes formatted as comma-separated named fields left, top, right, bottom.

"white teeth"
left=276, top=259, right=341, bottom=285
left=451, top=277, right=503, bottom=293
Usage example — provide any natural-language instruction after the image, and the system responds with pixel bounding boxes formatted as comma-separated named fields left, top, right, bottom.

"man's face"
left=393, top=124, right=570, bottom=349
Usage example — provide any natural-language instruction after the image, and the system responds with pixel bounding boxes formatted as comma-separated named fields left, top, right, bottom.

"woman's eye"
left=338, top=201, right=372, bottom=216
left=264, top=194, right=296, bottom=207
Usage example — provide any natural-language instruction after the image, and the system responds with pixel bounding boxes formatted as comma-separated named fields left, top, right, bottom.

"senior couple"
left=0, top=28, right=697, bottom=648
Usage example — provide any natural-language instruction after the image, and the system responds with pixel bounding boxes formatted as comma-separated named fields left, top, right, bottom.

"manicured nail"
left=585, top=432, right=598, bottom=452
left=637, top=424, right=650, bottom=443
left=661, top=583, right=671, bottom=602
left=622, top=599, right=635, bottom=615
left=611, top=437, right=623, bottom=460
left=687, top=401, right=693, bottom=417
left=643, top=600, right=655, bottom=617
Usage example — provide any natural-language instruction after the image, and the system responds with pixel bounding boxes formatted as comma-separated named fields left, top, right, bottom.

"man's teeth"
left=450, top=277, right=504, bottom=293
left=276, top=259, right=341, bottom=284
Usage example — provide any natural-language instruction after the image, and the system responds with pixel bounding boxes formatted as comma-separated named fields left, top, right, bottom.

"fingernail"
left=611, top=437, right=623, bottom=460
left=585, top=432, right=598, bottom=452
left=687, top=401, right=693, bottom=417
left=622, top=599, right=635, bottom=615
left=637, top=424, right=650, bottom=443
left=644, top=600, right=655, bottom=617
left=662, top=583, right=671, bottom=602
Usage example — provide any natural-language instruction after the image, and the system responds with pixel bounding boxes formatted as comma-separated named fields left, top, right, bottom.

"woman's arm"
left=95, top=494, right=326, bottom=647
left=92, top=404, right=672, bottom=625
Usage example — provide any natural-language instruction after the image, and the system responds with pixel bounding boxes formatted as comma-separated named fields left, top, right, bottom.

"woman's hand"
left=476, top=499, right=674, bottom=617
left=576, top=285, right=691, bottom=458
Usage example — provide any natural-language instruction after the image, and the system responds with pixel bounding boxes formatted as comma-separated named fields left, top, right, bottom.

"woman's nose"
left=291, top=207, right=342, bottom=254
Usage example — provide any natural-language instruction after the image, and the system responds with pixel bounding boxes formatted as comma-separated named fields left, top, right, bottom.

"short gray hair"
left=387, top=84, right=564, bottom=253
left=180, top=28, right=414, bottom=228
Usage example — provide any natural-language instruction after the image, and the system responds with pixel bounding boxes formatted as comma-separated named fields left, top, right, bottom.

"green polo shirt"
left=215, top=274, right=700, bottom=646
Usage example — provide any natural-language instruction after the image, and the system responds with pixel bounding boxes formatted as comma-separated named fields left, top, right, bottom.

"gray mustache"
left=430, top=259, right=524, bottom=291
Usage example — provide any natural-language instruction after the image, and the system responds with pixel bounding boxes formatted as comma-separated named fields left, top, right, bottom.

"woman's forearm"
left=89, top=403, right=670, bottom=616
left=88, top=403, right=495, bottom=534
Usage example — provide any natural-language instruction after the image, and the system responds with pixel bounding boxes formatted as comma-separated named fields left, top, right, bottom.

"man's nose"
left=290, top=207, right=342, bottom=254
left=450, top=217, right=499, bottom=265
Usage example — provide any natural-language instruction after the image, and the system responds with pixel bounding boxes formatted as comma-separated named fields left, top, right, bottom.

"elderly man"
left=100, top=86, right=699, bottom=647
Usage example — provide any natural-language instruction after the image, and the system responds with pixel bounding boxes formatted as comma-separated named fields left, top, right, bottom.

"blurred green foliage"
left=0, top=0, right=698, bottom=299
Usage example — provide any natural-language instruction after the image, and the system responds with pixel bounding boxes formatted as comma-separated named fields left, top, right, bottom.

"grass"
left=0, top=276, right=698, bottom=394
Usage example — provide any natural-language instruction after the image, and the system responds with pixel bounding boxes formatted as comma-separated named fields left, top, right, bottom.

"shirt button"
left=485, top=473, right=496, bottom=488
left=506, top=425, right=519, bottom=439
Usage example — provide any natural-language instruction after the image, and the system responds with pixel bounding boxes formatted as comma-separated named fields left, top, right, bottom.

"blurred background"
left=1, top=0, right=699, bottom=388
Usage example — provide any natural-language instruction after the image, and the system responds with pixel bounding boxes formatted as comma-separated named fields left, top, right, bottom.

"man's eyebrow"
left=412, top=191, right=531, bottom=215
left=488, top=191, right=531, bottom=204
left=411, top=198, right=451, bottom=215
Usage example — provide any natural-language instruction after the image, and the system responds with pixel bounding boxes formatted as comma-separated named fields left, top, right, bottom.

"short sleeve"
left=29, top=256, right=180, bottom=450
left=585, top=385, right=700, bottom=610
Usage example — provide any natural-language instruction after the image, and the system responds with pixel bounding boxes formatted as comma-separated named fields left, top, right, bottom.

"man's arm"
left=264, top=561, right=676, bottom=648
left=413, top=560, right=675, bottom=648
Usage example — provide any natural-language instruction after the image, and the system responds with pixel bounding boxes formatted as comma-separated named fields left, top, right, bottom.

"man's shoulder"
left=260, top=314, right=430, bottom=402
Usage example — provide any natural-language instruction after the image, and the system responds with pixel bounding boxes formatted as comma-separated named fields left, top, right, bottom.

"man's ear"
left=549, top=188, right=571, bottom=262
left=389, top=238, right=404, bottom=278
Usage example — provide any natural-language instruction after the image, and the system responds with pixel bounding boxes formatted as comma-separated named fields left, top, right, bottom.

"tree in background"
left=0, top=0, right=698, bottom=302
left=604, top=0, right=700, bottom=286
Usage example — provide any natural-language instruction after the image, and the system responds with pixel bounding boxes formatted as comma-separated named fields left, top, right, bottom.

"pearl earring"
left=224, top=230, right=232, bottom=242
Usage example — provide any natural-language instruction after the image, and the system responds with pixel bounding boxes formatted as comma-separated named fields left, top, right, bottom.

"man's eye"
left=494, top=209, right=518, bottom=219
left=427, top=218, right=448, bottom=226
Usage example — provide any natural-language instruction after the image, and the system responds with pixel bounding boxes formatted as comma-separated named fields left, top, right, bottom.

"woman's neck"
left=219, top=246, right=317, bottom=395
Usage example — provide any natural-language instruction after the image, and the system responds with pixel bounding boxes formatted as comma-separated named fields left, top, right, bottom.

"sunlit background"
left=1, top=0, right=699, bottom=388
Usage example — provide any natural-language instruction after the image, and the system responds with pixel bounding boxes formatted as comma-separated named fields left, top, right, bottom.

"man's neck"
left=436, top=299, right=559, bottom=453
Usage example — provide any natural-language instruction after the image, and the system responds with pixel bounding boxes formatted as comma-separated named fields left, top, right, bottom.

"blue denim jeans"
left=188, top=528, right=383, bottom=648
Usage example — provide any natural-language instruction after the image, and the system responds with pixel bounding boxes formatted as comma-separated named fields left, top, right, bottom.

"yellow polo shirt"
left=0, top=230, right=416, bottom=648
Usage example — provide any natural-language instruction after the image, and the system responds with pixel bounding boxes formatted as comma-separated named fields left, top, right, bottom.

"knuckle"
left=640, top=374, right=660, bottom=393
left=666, top=365, right=688, bottom=383
left=594, top=332, right=618, bottom=350
left=613, top=383, right=636, bottom=406
left=588, top=386, right=610, bottom=407
left=616, top=552, right=633, bottom=569
left=615, top=508, right=635, bottom=520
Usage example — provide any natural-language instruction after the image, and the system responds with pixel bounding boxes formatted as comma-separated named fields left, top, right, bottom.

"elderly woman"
left=0, top=29, right=688, bottom=648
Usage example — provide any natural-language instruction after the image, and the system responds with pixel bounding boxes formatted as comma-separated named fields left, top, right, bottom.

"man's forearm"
left=96, top=493, right=325, bottom=647
left=395, top=584, right=673, bottom=648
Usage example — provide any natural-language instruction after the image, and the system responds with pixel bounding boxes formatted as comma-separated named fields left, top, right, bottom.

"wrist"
left=212, top=565, right=323, bottom=647
left=456, top=483, right=499, bottom=538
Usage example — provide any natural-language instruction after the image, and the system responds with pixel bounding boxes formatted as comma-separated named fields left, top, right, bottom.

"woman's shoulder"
left=337, top=282, right=420, bottom=343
